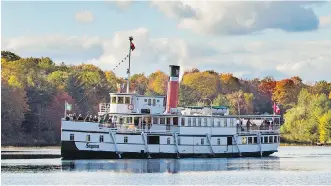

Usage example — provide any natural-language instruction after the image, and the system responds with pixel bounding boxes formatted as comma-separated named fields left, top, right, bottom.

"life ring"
left=128, top=104, right=134, bottom=110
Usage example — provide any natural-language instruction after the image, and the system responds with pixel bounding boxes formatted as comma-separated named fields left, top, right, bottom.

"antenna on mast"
left=127, top=36, right=134, bottom=93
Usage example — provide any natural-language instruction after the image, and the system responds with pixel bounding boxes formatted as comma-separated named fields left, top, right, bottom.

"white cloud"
left=150, top=1, right=321, bottom=35
left=113, top=1, right=132, bottom=9
left=75, top=10, right=94, bottom=23
left=2, top=28, right=331, bottom=82
left=319, top=14, right=331, bottom=28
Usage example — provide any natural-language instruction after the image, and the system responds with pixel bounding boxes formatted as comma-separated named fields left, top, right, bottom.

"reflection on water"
left=2, top=147, right=331, bottom=185
left=60, top=157, right=280, bottom=173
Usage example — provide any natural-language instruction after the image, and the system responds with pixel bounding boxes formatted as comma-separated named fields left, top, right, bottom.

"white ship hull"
left=61, top=120, right=279, bottom=159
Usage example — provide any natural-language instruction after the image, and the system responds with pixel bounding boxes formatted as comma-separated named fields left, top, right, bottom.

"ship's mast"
left=127, top=36, right=133, bottom=93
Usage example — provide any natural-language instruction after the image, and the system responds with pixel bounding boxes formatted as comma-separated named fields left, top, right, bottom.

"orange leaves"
left=258, top=76, right=276, bottom=96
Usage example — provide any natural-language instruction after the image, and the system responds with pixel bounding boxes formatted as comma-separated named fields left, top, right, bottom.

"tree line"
left=1, top=51, right=331, bottom=146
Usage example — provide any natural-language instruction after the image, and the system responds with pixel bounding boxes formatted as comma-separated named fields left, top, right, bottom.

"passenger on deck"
left=84, top=115, right=90, bottom=122
left=65, top=114, right=70, bottom=121
left=77, top=114, right=84, bottom=121
left=93, top=115, right=98, bottom=122
left=89, top=115, right=93, bottom=122
left=72, top=113, right=77, bottom=121
left=246, top=119, right=251, bottom=131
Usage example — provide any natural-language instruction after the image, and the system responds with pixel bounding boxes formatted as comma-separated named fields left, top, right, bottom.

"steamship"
left=61, top=65, right=281, bottom=159
left=61, top=37, right=280, bottom=159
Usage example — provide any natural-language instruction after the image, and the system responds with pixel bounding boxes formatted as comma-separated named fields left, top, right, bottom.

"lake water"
left=2, top=146, right=331, bottom=185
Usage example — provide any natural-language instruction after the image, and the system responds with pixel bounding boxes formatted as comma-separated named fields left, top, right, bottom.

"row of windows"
left=111, top=96, right=131, bottom=104
left=106, top=116, right=236, bottom=127
left=144, top=98, right=160, bottom=106
left=181, top=117, right=235, bottom=127
left=242, top=136, right=279, bottom=144
left=70, top=134, right=279, bottom=145
left=70, top=134, right=128, bottom=143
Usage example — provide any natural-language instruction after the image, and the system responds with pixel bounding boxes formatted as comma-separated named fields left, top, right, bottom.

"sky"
left=2, top=0, right=331, bottom=83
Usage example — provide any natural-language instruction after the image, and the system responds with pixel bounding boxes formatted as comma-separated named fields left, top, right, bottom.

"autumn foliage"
left=1, top=51, right=331, bottom=145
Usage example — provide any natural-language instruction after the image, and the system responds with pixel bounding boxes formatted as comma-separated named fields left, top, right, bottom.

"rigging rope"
left=75, top=53, right=129, bottom=105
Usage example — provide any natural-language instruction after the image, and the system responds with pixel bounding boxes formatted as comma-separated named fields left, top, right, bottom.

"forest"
left=1, top=50, right=331, bottom=146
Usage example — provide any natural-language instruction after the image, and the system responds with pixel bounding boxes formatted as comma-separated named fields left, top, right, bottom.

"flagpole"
left=127, top=36, right=133, bottom=94
left=64, top=100, right=67, bottom=119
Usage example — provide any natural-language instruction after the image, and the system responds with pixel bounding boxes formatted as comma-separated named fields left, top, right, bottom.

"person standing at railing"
left=246, top=119, right=251, bottom=132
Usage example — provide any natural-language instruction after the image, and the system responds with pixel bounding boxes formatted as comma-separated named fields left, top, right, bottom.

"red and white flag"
left=130, top=42, right=135, bottom=51
left=273, top=102, right=280, bottom=114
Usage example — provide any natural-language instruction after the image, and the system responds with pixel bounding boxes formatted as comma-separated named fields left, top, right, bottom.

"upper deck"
left=99, top=93, right=166, bottom=115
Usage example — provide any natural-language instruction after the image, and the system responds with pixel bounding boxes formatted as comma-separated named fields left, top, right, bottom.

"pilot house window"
left=99, top=135, right=104, bottom=142
left=125, top=97, right=130, bottom=104
left=111, top=96, right=116, bottom=104
left=124, top=136, right=128, bottom=143
left=153, top=99, right=156, bottom=106
left=118, top=97, right=124, bottom=104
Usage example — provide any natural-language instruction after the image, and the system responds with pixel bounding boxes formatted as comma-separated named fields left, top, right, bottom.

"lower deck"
left=61, top=130, right=279, bottom=159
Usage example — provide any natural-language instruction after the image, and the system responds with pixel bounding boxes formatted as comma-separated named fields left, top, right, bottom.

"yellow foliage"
left=148, top=71, right=168, bottom=95
left=182, top=71, right=219, bottom=99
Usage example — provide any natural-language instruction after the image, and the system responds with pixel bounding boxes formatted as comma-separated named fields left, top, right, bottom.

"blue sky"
left=2, top=1, right=331, bottom=82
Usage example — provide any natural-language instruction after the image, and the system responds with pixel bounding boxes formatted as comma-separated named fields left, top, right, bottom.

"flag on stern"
left=273, top=102, right=280, bottom=115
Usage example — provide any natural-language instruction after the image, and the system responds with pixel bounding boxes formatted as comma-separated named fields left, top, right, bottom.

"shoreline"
left=2, top=144, right=331, bottom=149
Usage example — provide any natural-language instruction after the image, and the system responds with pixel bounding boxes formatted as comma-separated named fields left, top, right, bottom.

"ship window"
left=86, top=135, right=90, bottom=142
left=277, top=136, right=280, bottom=143
left=125, top=97, right=130, bottom=104
left=264, top=136, right=268, bottom=143
left=204, top=118, right=207, bottom=126
left=201, top=138, right=204, bottom=145
left=124, top=136, right=128, bottom=143
left=118, top=97, right=124, bottom=104
left=193, top=118, right=197, bottom=126
left=253, top=137, right=257, bottom=143
left=198, top=118, right=202, bottom=126
left=160, top=118, right=165, bottom=124
left=217, top=138, right=221, bottom=145
left=248, top=137, right=252, bottom=144
left=224, top=118, right=228, bottom=127
left=148, top=99, right=151, bottom=106
left=167, top=137, right=170, bottom=144
left=99, top=135, right=104, bottom=142
left=157, top=99, right=160, bottom=103
left=153, top=99, right=156, bottom=106
left=144, top=99, right=147, bottom=102
left=230, top=118, right=234, bottom=126
left=181, top=118, right=185, bottom=126
left=217, top=120, right=221, bottom=127
left=111, top=96, right=116, bottom=104
left=188, top=118, right=191, bottom=126
left=70, top=134, right=74, bottom=141
left=269, top=136, right=273, bottom=143
left=173, top=117, right=178, bottom=126
left=178, top=137, right=181, bottom=145
left=242, top=137, right=247, bottom=144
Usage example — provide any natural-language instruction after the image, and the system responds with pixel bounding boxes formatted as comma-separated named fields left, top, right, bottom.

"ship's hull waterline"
left=61, top=141, right=277, bottom=160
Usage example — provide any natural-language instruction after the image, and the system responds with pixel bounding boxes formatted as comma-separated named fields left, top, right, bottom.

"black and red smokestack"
left=166, top=65, right=180, bottom=113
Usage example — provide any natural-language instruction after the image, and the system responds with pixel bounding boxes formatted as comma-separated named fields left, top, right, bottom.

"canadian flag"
left=273, top=102, right=280, bottom=114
